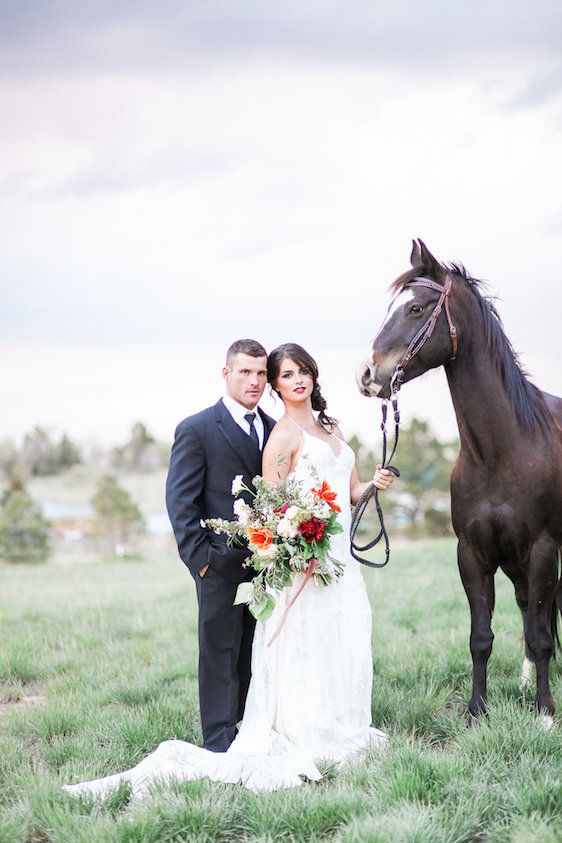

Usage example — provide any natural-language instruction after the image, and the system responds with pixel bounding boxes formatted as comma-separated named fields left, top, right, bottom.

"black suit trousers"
left=194, top=565, right=256, bottom=752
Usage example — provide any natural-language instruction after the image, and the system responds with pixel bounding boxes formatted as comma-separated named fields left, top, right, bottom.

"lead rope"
left=349, top=391, right=401, bottom=568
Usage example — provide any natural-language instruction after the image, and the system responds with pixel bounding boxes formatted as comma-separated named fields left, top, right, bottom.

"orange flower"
left=248, top=526, right=274, bottom=550
left=311, top=480, right=341, bottom=512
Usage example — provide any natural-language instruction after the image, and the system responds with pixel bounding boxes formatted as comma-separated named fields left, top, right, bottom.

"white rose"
left=233, top=498, right=250, bottom=525
left=284, top=505, right=300, bottom=521
left=255, top=544, right=278, bottom=560
left=277, top=518, right=298, bottom=539
left=231, top=474, right=244, bottom=495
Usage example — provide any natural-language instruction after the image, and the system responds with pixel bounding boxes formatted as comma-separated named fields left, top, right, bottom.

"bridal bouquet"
left=206, top=460, right=345, bottom=627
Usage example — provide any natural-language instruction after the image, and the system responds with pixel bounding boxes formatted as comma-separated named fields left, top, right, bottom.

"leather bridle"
left=350, top=273, right=458, bottom=568
left=389, top=274, right=458, bottom=393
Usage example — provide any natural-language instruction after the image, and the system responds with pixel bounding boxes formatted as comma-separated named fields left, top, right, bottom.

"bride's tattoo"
left=272, top=452, right=288, bottom=480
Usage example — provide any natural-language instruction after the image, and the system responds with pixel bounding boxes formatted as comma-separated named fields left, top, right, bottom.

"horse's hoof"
left=539, top=713, right=554, bottom=732
left=520, top=657, right=533, bottom=690
left=467, top=708, right=485, bottom=727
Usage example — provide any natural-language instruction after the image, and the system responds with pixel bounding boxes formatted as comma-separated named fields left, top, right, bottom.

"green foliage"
left=351, top=419, right=457, bottom=536
left=91, top=475, right=145, bottom=553
left=55, top=433, right=82, bottom=471
left=0, top=488, right=51, bottom=564
left=396, top=417, right=453, bottom=496
left=424, top=506, right=454, bottom=537
left=17, top=426, right=82, bottom=477
left=112, top=422, right=167, bottom=472
left=0, top=437, right=18, bottom=478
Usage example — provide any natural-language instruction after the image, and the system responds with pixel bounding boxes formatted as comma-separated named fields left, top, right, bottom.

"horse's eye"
left=410, top=304, right=424, bottom=315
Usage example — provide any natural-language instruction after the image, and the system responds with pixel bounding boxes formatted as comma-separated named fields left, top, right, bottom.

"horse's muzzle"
left=355, top=358, right=382, bottom=397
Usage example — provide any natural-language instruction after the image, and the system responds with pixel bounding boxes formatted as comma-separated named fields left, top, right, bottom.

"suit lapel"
left=214, top=399, right=261, bottom=478
left=258, top=407, right=276, bottom=448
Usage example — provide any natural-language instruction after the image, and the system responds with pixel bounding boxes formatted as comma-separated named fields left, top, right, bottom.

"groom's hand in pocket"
left=199, top=564, right=209, bottom=577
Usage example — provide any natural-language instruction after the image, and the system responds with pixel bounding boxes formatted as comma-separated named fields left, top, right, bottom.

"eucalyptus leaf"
left=248, top=600, right=261, bottom=620
left=253, top=586, right=268, bottom=605
left=254, top=592, right=276, bottom=622
left=234, top=581, right=254, bottom=606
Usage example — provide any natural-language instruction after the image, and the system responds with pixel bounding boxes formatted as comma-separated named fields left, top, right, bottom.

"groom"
left=166, top=339, right=275, bottom=752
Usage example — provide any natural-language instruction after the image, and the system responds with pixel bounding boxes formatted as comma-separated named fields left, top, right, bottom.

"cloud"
left=32, top=150, right=229, bottom=199
left=1, top=1, right=562, bottom=79
left=1, top=2, right=560, bottom=444
left=505, top=66, right=562, bottom=109
left=1, top=60, right=561, bottom=351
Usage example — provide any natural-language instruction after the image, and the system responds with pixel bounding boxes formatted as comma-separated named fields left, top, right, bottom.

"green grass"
left=1, top=538, right=561, bottom=842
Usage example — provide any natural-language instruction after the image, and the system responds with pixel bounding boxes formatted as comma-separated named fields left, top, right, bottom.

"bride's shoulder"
left=267, top=417, right=300, bottom=448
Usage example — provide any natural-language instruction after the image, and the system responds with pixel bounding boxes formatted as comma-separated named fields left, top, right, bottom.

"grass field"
left=1, top=538, right=561, bottom=842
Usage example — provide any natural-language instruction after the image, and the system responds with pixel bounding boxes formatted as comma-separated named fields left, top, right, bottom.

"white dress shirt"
left=222, top=395, right=265, bottom=449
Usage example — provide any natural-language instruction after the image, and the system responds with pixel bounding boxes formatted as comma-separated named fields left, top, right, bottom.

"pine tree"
left=55, top=433, right=82, bottom=471
left=0, top=475, right=51, bottom=563
left=91, top=475, right=145, bottom=555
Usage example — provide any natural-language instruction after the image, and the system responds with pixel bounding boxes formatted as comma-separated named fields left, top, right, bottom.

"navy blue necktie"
left=244, top=412, right=259, bottom=447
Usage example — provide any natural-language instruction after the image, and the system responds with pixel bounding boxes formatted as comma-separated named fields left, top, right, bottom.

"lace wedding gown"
left=64, top=430, right=386, bottom=799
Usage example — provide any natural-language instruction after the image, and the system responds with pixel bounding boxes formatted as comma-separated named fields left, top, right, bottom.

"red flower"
left=311, top=480, right=341, bottom=513
left=298, top=517, right=327, bottom=544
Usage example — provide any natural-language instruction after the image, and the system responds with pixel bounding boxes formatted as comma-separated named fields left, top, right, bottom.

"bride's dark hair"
left=267, top=343, right=338, bottom=431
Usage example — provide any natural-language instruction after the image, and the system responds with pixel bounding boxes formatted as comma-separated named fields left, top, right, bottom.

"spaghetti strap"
left=284, top=414, right=344, bottom=460
left=284, top=415, right=306, bottom=433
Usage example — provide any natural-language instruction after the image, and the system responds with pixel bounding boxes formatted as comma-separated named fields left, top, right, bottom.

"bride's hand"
left=373, top=464, right=394, bottom=491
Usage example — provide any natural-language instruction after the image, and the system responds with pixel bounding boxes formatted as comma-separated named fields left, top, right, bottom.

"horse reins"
left=349, top=396, right=401, bottom=567
left=350, top=273, right=458, bottom=568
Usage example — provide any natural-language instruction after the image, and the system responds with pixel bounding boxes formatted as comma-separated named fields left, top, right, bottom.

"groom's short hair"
left=226, top=339, right=267, bottom=365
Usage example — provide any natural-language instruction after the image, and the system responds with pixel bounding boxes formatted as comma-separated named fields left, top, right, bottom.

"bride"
left=64, top=343, right=394, bottom=798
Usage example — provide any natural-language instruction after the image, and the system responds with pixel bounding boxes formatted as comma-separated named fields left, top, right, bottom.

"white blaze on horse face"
left=379, top=287, right=415, bottom=334
left=357, top=288, right=416, bottom=395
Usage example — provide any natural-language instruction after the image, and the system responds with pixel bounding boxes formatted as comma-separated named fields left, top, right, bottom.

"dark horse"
left=357, top=240, right=562, bottom=720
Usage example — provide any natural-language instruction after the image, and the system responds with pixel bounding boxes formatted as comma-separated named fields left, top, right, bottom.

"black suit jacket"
left=166, top=399, right=276, bottom=583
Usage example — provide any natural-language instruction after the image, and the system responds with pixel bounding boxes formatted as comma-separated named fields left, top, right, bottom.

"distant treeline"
left=349, top=418, right=458, bottom=537
left=0, top=422, right=170, bottom=479
left=0, top=418, right=460, bottom=540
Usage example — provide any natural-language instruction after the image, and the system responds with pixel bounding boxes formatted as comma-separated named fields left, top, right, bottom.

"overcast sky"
left=1, top=1, right=561, bottom=450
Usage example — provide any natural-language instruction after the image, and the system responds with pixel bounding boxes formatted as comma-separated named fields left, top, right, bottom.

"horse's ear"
left=418, top=239, right=445, bottom=279
left=410, top=240, right=422, bottom=267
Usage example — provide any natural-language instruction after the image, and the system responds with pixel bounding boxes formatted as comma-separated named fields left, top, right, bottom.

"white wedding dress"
left=64, top=429, right=386, bottom=799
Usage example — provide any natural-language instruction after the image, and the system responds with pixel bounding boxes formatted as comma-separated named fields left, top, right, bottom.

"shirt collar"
left=222, top=393, right=259, bottom=424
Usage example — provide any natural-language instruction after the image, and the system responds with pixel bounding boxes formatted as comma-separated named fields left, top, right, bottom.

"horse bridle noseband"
left=390, top=274, right=458, bottom=393
left=350, top=273, right=458, bottom=568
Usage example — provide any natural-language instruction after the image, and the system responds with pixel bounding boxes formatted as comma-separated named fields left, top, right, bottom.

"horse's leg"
left=458, top=540, right=495, bottom=719
left=521, top=656, right=533, bottom=689
left=505, top=570, right=533, bottom=688
left=526, top=536, right=558, bottom=718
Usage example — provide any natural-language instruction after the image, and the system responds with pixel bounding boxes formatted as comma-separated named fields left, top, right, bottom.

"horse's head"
left=357, top=240, right=458, bottom=399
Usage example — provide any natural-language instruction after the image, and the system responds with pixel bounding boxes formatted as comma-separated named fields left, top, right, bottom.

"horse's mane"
left=391, top=263, right=552, bottom=436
